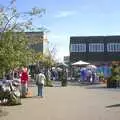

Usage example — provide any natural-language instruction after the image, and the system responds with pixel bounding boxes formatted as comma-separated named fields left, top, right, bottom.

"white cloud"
left=54, top=10, right=77, bottom=18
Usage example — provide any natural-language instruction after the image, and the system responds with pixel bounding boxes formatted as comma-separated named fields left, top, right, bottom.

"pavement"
left=1, top=82, right=120, bottom=120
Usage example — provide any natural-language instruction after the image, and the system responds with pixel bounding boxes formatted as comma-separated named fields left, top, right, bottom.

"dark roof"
left=70, top=35, right=120, bottom=38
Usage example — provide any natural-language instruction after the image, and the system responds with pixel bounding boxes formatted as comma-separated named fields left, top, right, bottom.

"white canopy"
left=57, top=67, right=63, bottom=71
left=87, top=65, right=97, bottom=69
left=72, top=60, right=89, bottom=66
left=57, top=62, right=68, bottom=67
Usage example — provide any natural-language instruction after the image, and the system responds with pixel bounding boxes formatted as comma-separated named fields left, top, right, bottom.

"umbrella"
left=57, top=67, right=63, bottom=71
left=87, top=65, right=97, bottom=72
left=57, top=63, right=68, bottom=67
left=72, top=60, right=89, bottom=66
left=87, top=65, right=97, bottom=69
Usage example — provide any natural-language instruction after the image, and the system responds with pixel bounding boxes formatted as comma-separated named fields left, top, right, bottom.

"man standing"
left=34, top=63, right=40, bottom=82
left=36, top=71, right=46, bottom=97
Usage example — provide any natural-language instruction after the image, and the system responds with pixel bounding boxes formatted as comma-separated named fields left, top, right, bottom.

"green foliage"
left=111, top=64, right=120, bottom=81
left=33, top=52, right=56, bottom=68
left=0, top=0, right=46, bottom=78
left=0, top=31, right=33, bottom=75
left=97, top=72, right=104, bottom=79
left=45, top=78, right=53, bottom=87
left=61, top=69, right=67, bottom=86
left=43, top=55, right=56, bottom=68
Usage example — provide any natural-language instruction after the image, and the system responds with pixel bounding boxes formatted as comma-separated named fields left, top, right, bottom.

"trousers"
left=37, top=85, right=44, bottom=97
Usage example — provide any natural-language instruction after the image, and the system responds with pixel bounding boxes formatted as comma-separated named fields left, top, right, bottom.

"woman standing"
left=20, top=67, right=29, bottom=98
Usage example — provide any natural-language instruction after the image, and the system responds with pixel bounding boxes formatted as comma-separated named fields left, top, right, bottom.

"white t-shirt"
left=37, top=73, right=45, bottom=85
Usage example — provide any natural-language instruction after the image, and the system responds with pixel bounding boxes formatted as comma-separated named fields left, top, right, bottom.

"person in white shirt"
left=36, top=71, right=46, bottom=97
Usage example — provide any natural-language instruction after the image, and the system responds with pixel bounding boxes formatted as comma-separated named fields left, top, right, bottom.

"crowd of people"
left=4, top=67, right=46, bottom=98
left=80, top=68, right=98, bottom=83
left=79, top=65, right=112, bottom=84
left=3, top=65, right=68, bottom=99
left=0, top=63, right=112, bottom=105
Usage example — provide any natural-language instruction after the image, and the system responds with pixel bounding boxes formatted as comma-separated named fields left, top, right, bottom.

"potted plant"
left=98, top=72, right=104, bottom=83
left=107, top=64, right=120, bottom=88
left=61, top=68, right=67, bottom=87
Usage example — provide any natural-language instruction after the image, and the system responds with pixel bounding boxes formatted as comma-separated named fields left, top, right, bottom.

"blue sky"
left=1, top=0, right=120, bottom=61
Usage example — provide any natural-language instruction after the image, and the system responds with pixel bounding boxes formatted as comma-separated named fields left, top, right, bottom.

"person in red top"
left=20, top=67, right=29, bottom=98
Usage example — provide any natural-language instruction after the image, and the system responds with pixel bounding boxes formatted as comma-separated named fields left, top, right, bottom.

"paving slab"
left=1, top=84, right=120, bottom=120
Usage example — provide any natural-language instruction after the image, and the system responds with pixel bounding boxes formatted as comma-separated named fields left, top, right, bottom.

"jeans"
left=37, top=85, right=44, bottom=97
left=21, top=83, right=28, bottom=97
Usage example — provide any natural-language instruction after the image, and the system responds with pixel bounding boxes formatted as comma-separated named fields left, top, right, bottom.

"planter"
left=107, top=79, right=117, bottom=88
left=99, top=77, right=104, bottom=83
left=61, top=79, right=67, bottom=86
left=45, top=79, right=53, bottom=87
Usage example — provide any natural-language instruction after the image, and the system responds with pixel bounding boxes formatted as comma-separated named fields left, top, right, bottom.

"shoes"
left=37, top=95, right=44, bottom=98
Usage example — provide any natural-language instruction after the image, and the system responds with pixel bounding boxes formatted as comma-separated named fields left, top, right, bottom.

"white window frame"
left=89, top=43, right=104, bottom=52
left=70, top=44, right=86, bottom=52
left=107, top=43, right=120, bottom=52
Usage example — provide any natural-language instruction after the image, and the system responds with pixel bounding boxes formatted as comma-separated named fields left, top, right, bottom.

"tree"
left=0, top=0, right=46, bottom=33
left=107, top=64, right=120, bottom=88
left=0, top=0, right=46, bottom=78
left=33, top=50, right=56, bottom=68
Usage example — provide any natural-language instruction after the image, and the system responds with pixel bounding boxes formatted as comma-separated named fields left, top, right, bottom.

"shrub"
left=45, top=78, right=53, bottom=87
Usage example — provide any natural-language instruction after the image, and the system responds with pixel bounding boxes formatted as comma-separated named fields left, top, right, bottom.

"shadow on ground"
left=85, top=85, right=107, bottom=89
left=21, top=95, right=44, bottom=100
left=0, top=109, right=8, bottom=117
left=0, top=102, right=22, bottom=106
left=0, top=96, right=40, bottom=107
left=106, top=104, right=120, bottom=108
left=68, top=81, right=101, bottom=87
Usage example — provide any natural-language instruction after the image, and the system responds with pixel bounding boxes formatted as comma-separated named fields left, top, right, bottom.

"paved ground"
left=1, top=83, right=120, bottom=120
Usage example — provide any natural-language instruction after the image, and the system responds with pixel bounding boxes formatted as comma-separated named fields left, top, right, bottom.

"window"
left=70, top=44, right=86, bottom=52
left=76, top=44, right=79, bottom=52
left=89, top=43, right=104, bottom=52
left=70, top=44, right=75, bottom=52
left=107, top=43, right=120, bottom=52
left=78, top=44, right=86, bottom=52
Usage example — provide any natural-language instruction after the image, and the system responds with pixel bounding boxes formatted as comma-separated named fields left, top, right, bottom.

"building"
left=70, top=36, right=120, bottom=65
left=64, top=56, right=69, bottom=64
left=26, top=32, right=49, bottom=76
left=26, top=32, right=48, bottom=54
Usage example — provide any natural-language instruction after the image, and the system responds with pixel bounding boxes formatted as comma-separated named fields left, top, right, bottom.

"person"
left=80, top=68, right=86, bottom=81
left=5, top=70, right=13, bottom=80
left=36, top=71, right=46, bottom=97
left=87, top=69, right=92, bottom=82
left=61, top=68, right=67, bottom=86
left=34, top=63, right=40, bottom=81
left=91, top=71, right=96, bottom=84
left=20, top=67, right=29, bottom=98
